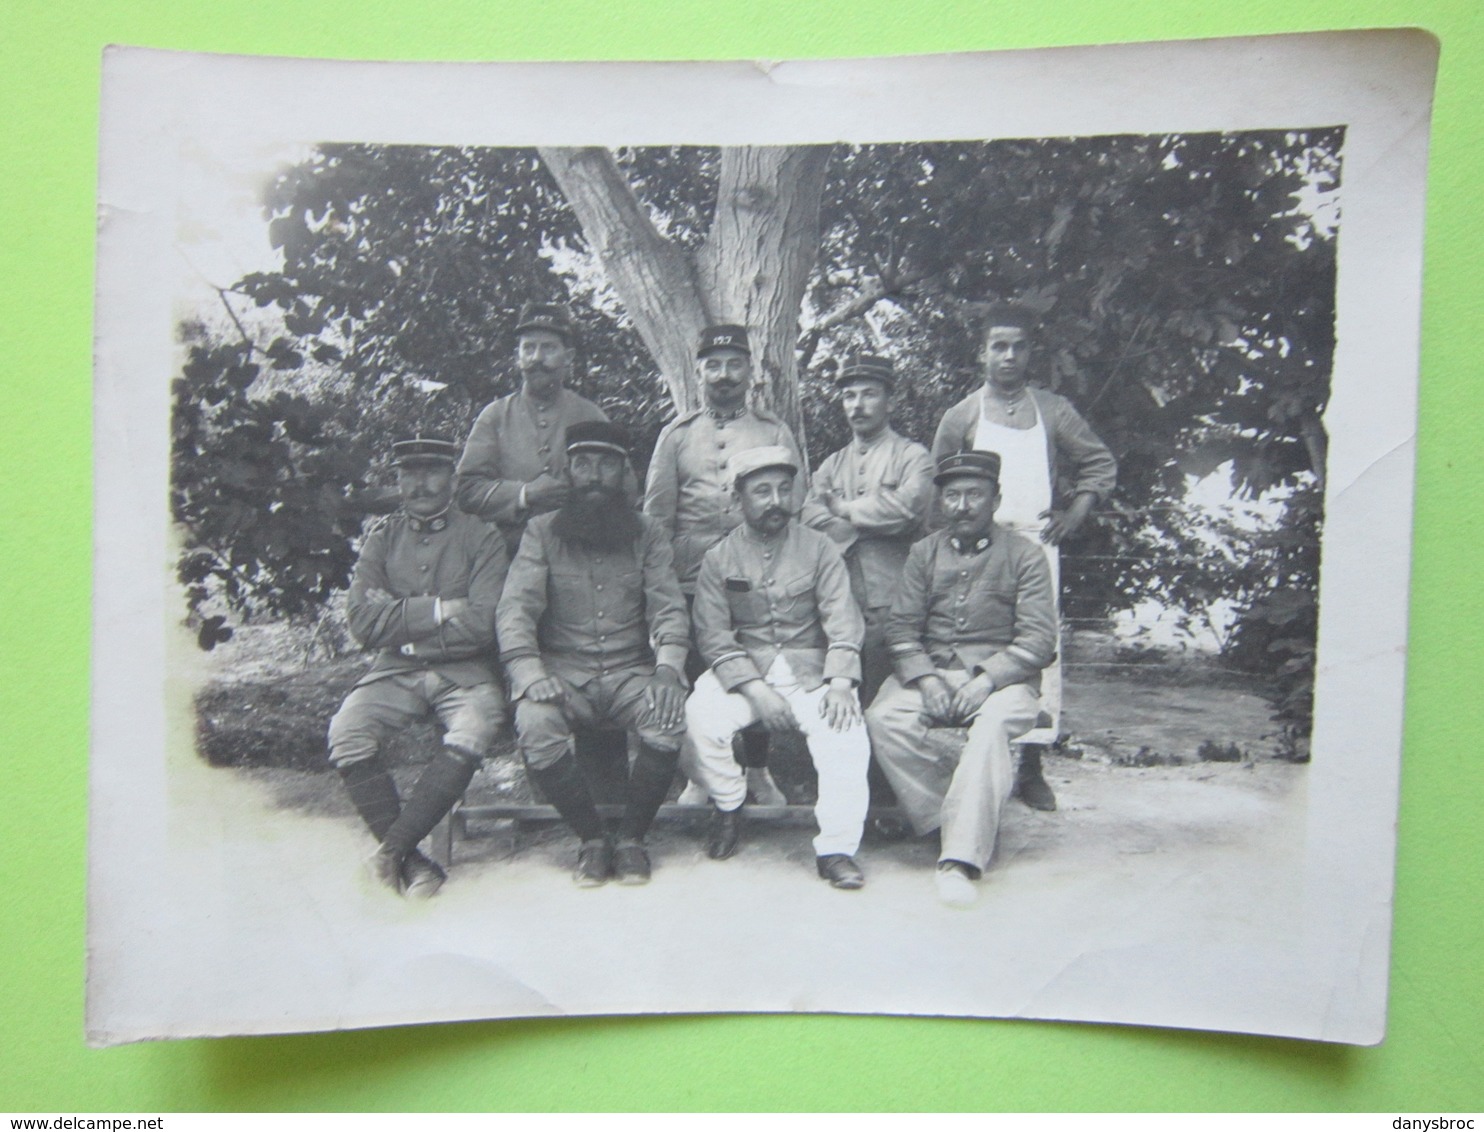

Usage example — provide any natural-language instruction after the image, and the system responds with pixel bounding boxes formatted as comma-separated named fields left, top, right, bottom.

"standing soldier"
left=644, top=324, right=811, bottom=803
left=684, top=446, right=872, bottom=889
left=454, top=301, right=612, bottom=557
left=865, top=450, right=1058, bottom=906
left=807, top=354, right=936, bottom=703
left=496, top=422, right=692, bottom=887
left=328, top=437, right=510, bottom=898
left=931, top=303, right=1117, bottom=810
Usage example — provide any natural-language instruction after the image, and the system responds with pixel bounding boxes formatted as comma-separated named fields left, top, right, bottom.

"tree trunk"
left=537, top=144, right=831, bottom=445
left=537, top=146, right=710, bottom=415
left=695, top=146, right=832, bottom=445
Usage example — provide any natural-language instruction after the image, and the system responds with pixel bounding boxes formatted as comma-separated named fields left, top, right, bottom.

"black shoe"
left=574, top=839, right=614, bottom=887
left=401, top=849, right=447, bottom=900
left=366, top=844, right=406, bottom=894
left=1015, top=747, right=1058, bottom=811
left=707, top=805, right=743, bottom=860
left=816, top=853, right=865, bottom=890
left=612, top=841, right=652, bottom=885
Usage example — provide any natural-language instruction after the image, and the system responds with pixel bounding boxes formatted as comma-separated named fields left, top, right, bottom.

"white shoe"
left=746, top=766, right=788, bottom=807
left=935, top=863, right=978, bottom=908
left=677, top=779, right=709, bottom=806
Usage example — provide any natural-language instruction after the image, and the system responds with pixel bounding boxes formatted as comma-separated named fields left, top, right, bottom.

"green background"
left=3, top=0, right=1480, bottom=1112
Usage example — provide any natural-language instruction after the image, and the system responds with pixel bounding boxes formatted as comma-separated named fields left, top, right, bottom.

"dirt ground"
left=98, top=656, right=1313, bottom=1042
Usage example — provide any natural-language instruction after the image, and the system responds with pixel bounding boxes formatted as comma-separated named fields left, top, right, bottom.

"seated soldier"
left=496, top=421, right=691, bottom=886
left=328, top=436, right=510, bottom=899
left=865, top=450, right=1058, bottom=907
left=683, top=446, right=872, bottom=890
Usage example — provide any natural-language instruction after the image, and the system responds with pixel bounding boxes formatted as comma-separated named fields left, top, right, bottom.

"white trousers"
left=682, top=661, right=871, bottom=857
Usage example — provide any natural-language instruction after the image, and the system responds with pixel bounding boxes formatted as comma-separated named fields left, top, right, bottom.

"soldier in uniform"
left=683, top=446, right=872, bottom=890
left=328, top=437, right=510, bottom=898
left=806, top=354, right=936, bottom=703
left=497, top=422, right=691, bottom=886
left=865, top=450, right=1058, bottom=907
left=930, top=303, right=1117, bottom=811
left=644, top=324, right=813, bottom=804
left=454, top=301, right=613, bottom=556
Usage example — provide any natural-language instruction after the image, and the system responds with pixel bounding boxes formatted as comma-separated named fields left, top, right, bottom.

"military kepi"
left=836, top=353, right=895, bottom=389
left=515, top=301, right=576, bottom=343
left=697, top=324, right=750, bottom=358
left=391, top=436, right=460, bottom=467
left=730, top=444, right=798, bottom=488
left=934, top=449, right=1002, bottom=485
left=566, top=420, right=631, bottom=458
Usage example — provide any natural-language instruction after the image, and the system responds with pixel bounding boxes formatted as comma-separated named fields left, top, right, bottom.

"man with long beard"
left=497, top=421, right=691, bottom=886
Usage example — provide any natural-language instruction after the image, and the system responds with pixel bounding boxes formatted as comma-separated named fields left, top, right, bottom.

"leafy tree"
left=172, top=131, right=1337, bottom=743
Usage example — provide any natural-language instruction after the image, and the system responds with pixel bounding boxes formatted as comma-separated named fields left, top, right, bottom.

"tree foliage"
left=173, top=131, right=1338, bottom=739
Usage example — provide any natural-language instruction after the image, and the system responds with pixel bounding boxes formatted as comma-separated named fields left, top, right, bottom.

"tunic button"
left=599, top=635, right=607, bottom=643
left=419, top=564, right=429, bottom=572
left=597, top=611, right=605, bottom=618
left=595, top=584, right=603, bottom=591
left=539, top=445, right=550, bottom=455
left=538, top=419, right=549, bottom=428
left=421, top=538, right=430, bottom=545
left=857, top=486, right=866, bottom=494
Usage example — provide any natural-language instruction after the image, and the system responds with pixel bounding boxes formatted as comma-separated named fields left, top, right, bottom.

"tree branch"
left=214, top=287, right=260, bottom=355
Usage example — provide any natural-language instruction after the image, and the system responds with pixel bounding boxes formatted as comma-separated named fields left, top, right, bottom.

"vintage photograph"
left=89, top=38, right=1434, bottom=1045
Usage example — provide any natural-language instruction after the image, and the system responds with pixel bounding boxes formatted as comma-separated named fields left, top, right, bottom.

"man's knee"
left=635, top=723, right=683, bottom=753
left=866, top=682, right=921, bottom=732
left=327, top=702, right=385, bottom=768
left=514, top=699, right=574, bottom=770
left=968, top=687, right=1041, bottom=740
left=443, top=684, right=506, bottom=758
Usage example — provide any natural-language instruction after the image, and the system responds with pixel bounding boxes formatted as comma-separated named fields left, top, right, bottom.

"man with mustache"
left=328, top=437, right=510, bottom=898
left=931, top=304, right=1116, bottom=811
left=683, top=446, right=872, bottom=889
left=644, top=324, right=813, bottom=805
left=807, top=354, right=936, bottom=704
left=865, top=450, right=1058, bottom=906
left=497, top=422, right=691, bottom=886
left=455, top=302, right=615, bottom=557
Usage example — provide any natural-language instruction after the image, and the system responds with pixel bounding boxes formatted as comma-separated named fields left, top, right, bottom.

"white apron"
left=974, top=392, right=1061, bottom=739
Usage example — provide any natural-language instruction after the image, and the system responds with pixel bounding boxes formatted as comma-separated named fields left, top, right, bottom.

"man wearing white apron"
left=931, top=303, right=1117, bottom=809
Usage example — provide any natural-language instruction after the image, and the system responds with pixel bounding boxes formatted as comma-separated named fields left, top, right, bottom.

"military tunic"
left=327, top=507, right=510, bottom=766
left=642, top=406, right=807, bottom=593
left=808, top=427, right=936, bottom=699
left=496, top=512, right=691, bottom=768
left=454, top=387, right=611, bottom=551
left=865, top=525, right=1057, bottom=872
left=683, top=520, right=871, bottom=856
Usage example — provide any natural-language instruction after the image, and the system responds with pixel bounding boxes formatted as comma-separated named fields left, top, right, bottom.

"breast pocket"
left=975, top=586, right=1017, bottom=632
left=773, top=572, right=818, bottom=626
left=725, top=584, right=768, bottom=626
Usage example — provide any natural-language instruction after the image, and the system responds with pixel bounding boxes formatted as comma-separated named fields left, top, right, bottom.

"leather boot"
left=526, top=752, right=606, bottom=843
left=1014, top=745, right=1058, bottom=811
left=707, top=804, right=743, bottom=860
left=617, top=742, right=679, bottom=843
